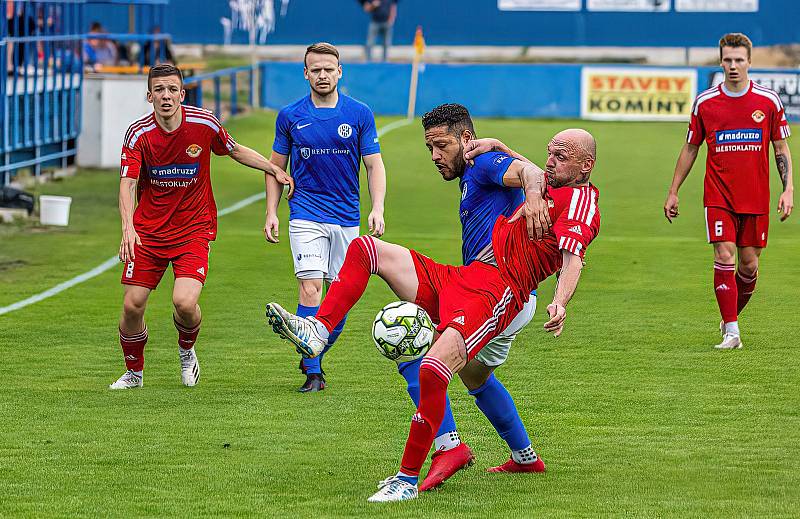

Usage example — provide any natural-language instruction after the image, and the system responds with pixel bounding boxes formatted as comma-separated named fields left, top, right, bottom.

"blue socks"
left=469, top=373, right=531, bottom=451
left=300, top=304, right=346, bottom=375
left=398, top=357, right=458, bottom=437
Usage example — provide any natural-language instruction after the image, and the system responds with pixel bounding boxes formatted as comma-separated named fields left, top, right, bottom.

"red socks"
left=174, top=316, right=201, bottom=350
left=316, top=236, right=378, bottom=332
left=713, top=262, right=738, bottom=323
left=119, top=327, right=148, bottom=372
left=400, top=357, right=452, bottom=476
left=735, top=270, right=757, bottom=314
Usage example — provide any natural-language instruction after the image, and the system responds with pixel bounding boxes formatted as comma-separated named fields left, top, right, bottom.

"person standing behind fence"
left=360, top=0, right=398, bottom=62
left=265, top=42, right=387, bottom=393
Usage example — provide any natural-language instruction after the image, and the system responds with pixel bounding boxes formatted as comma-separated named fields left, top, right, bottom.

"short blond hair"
left=304, top=42, right=339, bottom=67
left=719, top=33, right=753, bottom=60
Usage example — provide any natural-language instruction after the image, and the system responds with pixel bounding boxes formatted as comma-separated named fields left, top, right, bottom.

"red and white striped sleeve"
left=120, top=114, right=153, bottom=179
left=553, top=186, right=600, bottom=260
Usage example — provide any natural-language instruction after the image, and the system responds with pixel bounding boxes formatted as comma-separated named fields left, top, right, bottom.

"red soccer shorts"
left=410, top=250, right=523, bottom=360
left=705, top=207, right=769, bottom=248
left=121, top=239, right=210, bottom=289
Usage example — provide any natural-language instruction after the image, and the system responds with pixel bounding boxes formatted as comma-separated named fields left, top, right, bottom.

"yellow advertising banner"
left=581, top=67, right=697, bottom=121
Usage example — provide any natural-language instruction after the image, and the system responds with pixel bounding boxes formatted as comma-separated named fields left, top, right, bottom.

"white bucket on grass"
left=39, top=195, right=73, bottom=226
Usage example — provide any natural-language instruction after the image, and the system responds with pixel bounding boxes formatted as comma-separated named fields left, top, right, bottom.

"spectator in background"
left=360, top=0, right=397, bottom=62
left=142, top=26, right=175, bottom=66
left=6, top=0, right=36, bottom=73
left=84, top=21, right=118, bottom=69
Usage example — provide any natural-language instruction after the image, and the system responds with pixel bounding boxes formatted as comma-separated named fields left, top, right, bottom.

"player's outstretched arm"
left=229, top=143, right=295, bottom=197
left=508, top=161, right=551, bottom=240
left=119, top=177, right=141, bottom=263
left=664, top=143, right=699, bottom=223
left=463, top=138, right=533, bottom=164
left=544, top=250, right=583, bottom=337
left=264, top=151, right=290, bottom=243
left=363, top=153, right=386, bottom=237
left=773, top=139, right=794, bottom=221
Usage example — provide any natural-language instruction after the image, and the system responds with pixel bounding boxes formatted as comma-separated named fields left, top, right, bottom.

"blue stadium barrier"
left=1, top=0, right=173, bottom=186
left=259, top=62, right=583, bottom=118
left=258, top=61, right=800, bottom=124
left=1, top=0, right=84, bottom=186
left=184, top=65, right=256, bottom=121
left=83, top=0, right=800, bottom=48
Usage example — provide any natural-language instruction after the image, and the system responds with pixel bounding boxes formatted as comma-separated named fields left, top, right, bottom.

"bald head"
left=553, top=128, right=596, bottom=161
left=545, top=128, right=597, bottom=187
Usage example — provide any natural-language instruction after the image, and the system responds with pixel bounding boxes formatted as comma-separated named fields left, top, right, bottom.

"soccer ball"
left=372, top=301, right=435, bottom=363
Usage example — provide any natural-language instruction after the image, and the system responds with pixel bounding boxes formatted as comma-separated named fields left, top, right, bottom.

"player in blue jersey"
left=404, top=104, right=543, bottom=492
left=266, top=42, right=387, bottom=392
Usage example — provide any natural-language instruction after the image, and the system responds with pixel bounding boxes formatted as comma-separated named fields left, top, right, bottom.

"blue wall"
left=85, top=0, right=800, bottom=47
left=260, top=62, right=582, bottom=118
left=257, top=62, right=800, bottom=123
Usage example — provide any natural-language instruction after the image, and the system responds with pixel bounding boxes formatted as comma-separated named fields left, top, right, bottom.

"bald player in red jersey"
left=665, top=33, right=794, bottom=350
left=110, top=64, right=294, bottom=390
left=265, top=128, right=601, bottom=502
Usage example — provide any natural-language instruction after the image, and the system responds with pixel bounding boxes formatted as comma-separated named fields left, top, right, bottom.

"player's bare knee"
left=738, top=257, right=759, bottom=277
left=428, top=329, right=467, bottom=373
left=459, top=360, right=493, bottom=391
left=172, top=293, right=199, bottom=317
left=713, top=244, right=736, bottom=264
left=122, top=291, right=148, bottom=318
left=298, top=279, right=323, bottom=305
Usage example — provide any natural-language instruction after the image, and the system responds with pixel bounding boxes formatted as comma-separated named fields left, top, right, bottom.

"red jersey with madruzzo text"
left=492, top=184, right=601, bottom=305
left=687, top=81, right=790, bottom=215
left=120, top=105, right=236, bottom=246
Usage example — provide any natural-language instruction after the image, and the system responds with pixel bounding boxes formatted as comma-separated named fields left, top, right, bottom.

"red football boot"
left=487, top=456, right=546, bottom=473
left=419, top=442, right=475, bottom=492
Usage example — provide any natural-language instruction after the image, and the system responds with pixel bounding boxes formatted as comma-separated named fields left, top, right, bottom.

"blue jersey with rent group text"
left=460, top=151, right=524, bottom=265
left=273, top=94, right=380, bottom=227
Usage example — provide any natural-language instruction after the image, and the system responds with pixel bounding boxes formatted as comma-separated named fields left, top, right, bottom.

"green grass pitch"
left=1, top=112, right=798, bottom=517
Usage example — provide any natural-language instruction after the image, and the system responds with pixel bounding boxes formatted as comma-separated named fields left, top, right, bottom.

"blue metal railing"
left=1, top=0, right=85, bottom=185
left=184, top=65, right=257, bottom=121
left=1, top=0, right=173, bottom=186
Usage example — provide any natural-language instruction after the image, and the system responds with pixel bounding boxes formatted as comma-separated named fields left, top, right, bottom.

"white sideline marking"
left=0, top=119, right=412, bottom=317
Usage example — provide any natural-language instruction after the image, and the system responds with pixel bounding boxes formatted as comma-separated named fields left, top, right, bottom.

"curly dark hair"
left=421, top=103, right=476, bottom=137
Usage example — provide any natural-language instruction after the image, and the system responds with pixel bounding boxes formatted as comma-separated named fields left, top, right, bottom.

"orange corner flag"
left=413, top=26, right=425, bottom=56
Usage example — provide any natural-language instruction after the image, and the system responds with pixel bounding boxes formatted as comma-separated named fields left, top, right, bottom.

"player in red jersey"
left=265, top=129, right=601, bottom=501
left=664, top=33, right=794, bottom=350
left=110, top=64, right=294, bottom=390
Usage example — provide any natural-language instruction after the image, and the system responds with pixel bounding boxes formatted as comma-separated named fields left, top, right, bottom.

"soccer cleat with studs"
left=714, top=333, right=743, bottom=350
left=419, top=442, right=475, bottom=491
left=179, top=347, right=200, bottom=386
left=298, top=373, right=325, bottom=393
left=367, top=476, right=418, bottom=503
left=487, top=456, right=546, bottom=473
left=109, top=369, right=143, bottom=390
left=265, top=302, right=327, bottom=358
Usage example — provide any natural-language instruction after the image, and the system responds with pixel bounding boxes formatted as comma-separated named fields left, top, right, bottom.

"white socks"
left=724, top=321, right=740, bottom=336
left=434, top=431, right=461, bottom=452
left=512, top=445, right=539, bottom=465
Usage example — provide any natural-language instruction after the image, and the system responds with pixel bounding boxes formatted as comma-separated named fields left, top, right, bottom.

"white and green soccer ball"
left=372, top=301, right=435, bottom=363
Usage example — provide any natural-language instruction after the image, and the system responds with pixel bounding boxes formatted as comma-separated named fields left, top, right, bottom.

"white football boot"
left=179, top=347, right=200, bottom=386
left=109, top=370, right=143, bottom=390
left=714, top=333, right=743, bottom=350
left=265, top=302, right=327, bottom=358
left=367, top=476, right=418, bottom=503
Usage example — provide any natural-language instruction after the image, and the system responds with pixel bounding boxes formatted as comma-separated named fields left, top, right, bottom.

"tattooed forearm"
left=776, top=153, right=789, bottom=190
